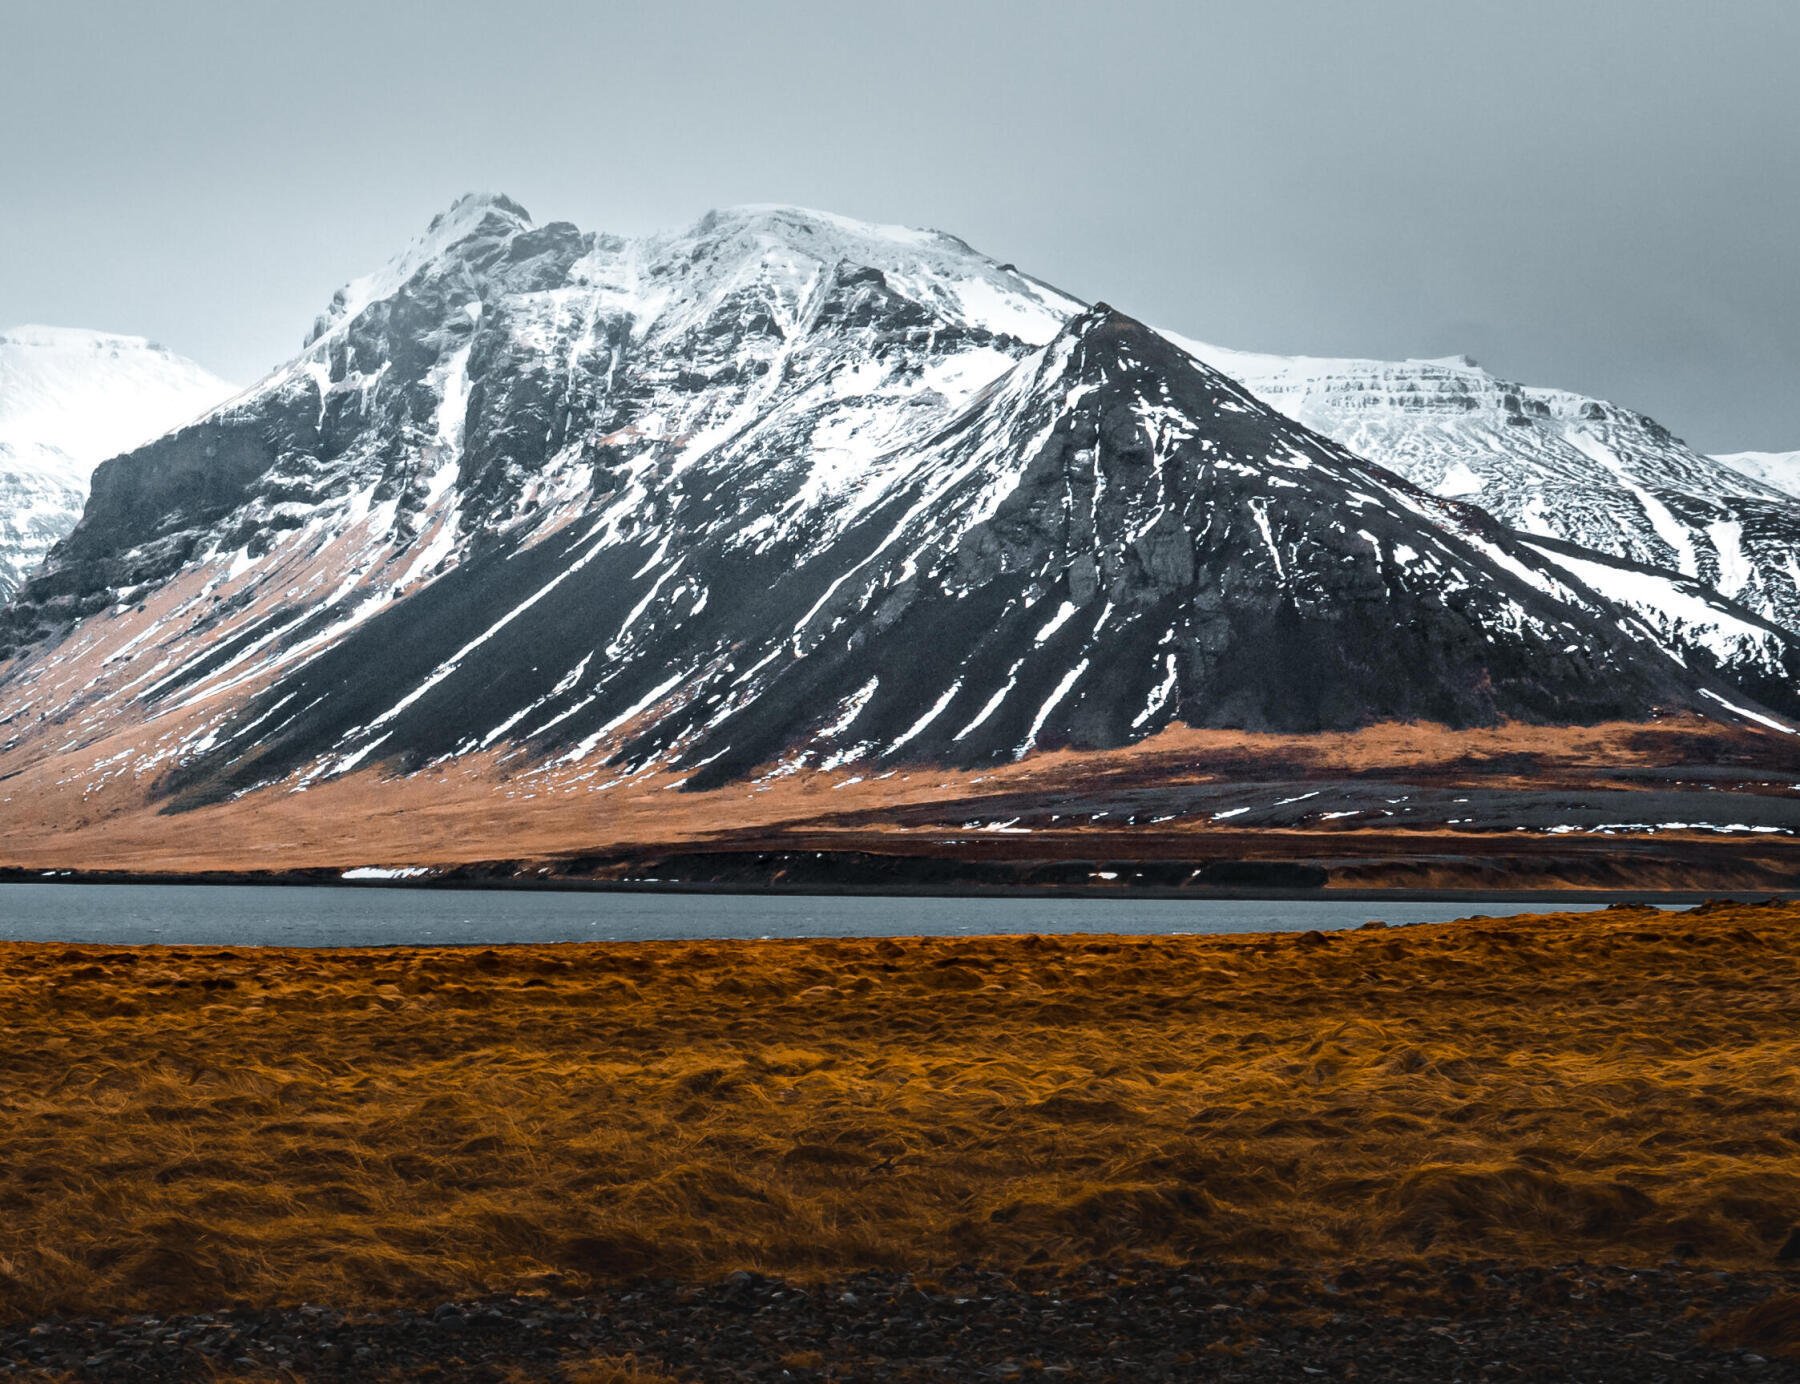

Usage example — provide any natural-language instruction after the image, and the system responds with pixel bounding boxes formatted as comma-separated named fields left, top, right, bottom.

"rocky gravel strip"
left=4, top=1261, right=1798, bottom=1382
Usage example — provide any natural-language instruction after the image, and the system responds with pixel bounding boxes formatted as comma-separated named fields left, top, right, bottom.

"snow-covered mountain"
left=1164, top=338, right=1800, bottom=677
left=0, top=326, right=234, bottom=597
left=1714, top=450, right=1800, bottom=500
left=0, top=197, right=1793, bottom=817
left=0, top=456, right=84, bottom=606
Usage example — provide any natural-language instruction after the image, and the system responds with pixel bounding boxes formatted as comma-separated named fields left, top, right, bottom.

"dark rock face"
left=155, top=311, right=1729, bottom=807
left=2, top=196, right=1793, bottom=803
left=613, top=312, right=1704, bottom=785
left=68, top=420, right=294, bottom=567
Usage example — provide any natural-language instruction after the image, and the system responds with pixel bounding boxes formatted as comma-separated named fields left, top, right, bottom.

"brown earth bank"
left=5, top=718, right=1800, bottom=891
left=3, top=900, right=1800, bottom=1380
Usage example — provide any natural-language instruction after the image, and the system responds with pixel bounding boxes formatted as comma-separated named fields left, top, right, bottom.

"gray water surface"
left=0, top=883, right=1625, bottom=946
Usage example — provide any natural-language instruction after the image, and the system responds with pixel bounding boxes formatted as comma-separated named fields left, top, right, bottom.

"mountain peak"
left=1048, top=303, right=1258, bottom=398
left=305, top=193, right=537, bottom=347
left=6, top=198, right=1796, bottom=814
left=700, top=203, right=953, bottom=247
left=432, top=191, right=532, bottom=228
left=1041, top=302, right=1187, bottom=372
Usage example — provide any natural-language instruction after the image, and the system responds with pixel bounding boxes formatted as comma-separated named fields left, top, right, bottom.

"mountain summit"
left=0, top=198, right=1794, bottom=831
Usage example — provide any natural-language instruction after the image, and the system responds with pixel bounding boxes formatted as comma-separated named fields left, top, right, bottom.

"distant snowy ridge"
left=0, top=327, right=234, bottom=597
left=1713, top=450, right=1800, bottom=500
left=0, top=327, right=234, bottom=483
left=1161, top=332, right=1800, bottom=666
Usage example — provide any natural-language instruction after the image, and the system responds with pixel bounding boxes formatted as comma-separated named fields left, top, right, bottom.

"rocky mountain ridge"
left=1164, top=336, right=1800, bottom=676
left=0, top=196, right=1794, bottom=822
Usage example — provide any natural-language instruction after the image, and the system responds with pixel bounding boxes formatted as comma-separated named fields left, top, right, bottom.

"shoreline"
left=8, top=863, right=1800, bottom=906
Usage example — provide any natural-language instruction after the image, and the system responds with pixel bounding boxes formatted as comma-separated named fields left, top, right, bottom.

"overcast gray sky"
left=3, top=0, right=1796, bottom=452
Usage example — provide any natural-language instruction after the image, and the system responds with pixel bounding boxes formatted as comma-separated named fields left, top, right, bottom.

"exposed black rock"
left=3, top=198, right=1794, bottom=804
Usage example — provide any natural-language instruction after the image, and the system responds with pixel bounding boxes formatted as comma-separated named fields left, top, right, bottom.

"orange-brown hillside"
left=2, top=899, right=1797, bottom=1320
left=3, top=716, right=1800, bottom=890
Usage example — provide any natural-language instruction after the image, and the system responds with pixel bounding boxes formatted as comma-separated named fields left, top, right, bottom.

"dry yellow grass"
left=1, top=900, right=1796, bottom=1319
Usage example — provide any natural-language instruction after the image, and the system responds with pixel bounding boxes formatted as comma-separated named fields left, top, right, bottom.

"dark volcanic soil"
left=9, top=1264, right=1800, bottom=1382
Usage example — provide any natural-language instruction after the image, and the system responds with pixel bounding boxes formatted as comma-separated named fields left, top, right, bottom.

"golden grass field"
left=1, top=899, right=1797, bottom=1321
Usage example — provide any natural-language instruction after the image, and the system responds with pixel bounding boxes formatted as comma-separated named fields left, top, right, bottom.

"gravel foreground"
left=7, top=1262, right=1799, bottom=1382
